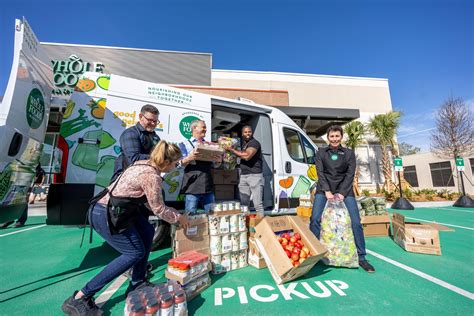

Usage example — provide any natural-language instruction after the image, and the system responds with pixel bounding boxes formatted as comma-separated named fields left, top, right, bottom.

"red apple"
left=285, top=245, right=294, bottom=252
left=285, top=250, right=292, bottom=258
left=294, top=261, right=300, bottom=267
left=302, top=246, right=310, bottom=254
left=294, top=233, right=301, bottom=240
left=290, top=237, right=297, bottom=243
left=278, top=237, right=283, bottom=243
left=292, top=247, right=301, bottom=255
left=296, top=240, right=304, bottom=248
left=291, top=253, right=300, bottom=261
left=299, top=257, right=306, bottom=264
left=289, top=241, right=295, bottom=247
left=282, top=233, right=291, bottom=240
left=300, top=250, right=308, bottom=258
left=281, top=238, right=288, bottom=246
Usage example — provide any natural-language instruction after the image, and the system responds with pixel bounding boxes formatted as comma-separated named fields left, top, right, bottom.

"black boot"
left=359, top=260, right=375, bottom=273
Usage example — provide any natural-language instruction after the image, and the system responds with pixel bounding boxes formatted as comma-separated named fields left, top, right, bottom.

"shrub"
left=362, top=189, right=371, bottom=197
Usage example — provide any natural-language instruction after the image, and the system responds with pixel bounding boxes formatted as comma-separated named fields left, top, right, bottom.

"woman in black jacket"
left=310, top=125, right=375, bottom=273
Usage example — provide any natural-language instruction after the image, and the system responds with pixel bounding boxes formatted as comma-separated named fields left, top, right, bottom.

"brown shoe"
left=359, top=260, right=375, bottom=273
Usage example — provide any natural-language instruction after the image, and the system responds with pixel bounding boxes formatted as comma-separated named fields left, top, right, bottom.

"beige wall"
left=174, top=85, right=289, bottom=106
left=402, top=152, right=474, bottom=194
left=212, top=69, right=392, bottom=113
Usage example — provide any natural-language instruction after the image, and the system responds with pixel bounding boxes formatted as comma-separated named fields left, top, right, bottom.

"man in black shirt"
left=225, top=126, right=264, bottom=215
left=310, top=125, right=375, bottom=273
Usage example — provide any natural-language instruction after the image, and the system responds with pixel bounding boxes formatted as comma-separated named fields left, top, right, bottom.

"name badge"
left=331, top=154, right=338, bottom=161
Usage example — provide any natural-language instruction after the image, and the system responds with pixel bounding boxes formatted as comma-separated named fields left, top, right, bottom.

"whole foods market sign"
left=51, top=55, right=104, bottom=96
left=26, top=88, right=45, bottom=129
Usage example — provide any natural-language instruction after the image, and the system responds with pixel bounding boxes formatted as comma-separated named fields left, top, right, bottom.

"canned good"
left=222, top=202, right=229, bottom=212
left=219, top=216, right=230, bottom=234
left=239, top=250, right=247, bottom=268
left=241, top=205, right=249, bottom=213
left=234, top=201, right=241, bottom=210
left=211, top=202, right=222, bottom=213
left=221, top=234, right=232, bottom=253
left=230, top=215, right=239, bottom=233
left=239, top=231, right=248, bottom=249
left=210, top=235, right=222, bottom=255
left=231, top=233, right=240, bottom=251
left=211, top=254, right=222, bottom=273
left=221, top=253, right=231, bottom=271
left=209, top=215, right=220, bottom=235
left=238, top=214, right=246, bottom=231
left=211, top=254, right=222, bottom=264
left=231, top=252, right=239, bottom=270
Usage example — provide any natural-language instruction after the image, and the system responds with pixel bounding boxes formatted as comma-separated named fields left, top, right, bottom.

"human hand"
left=325, top=191, right=334, bottom=201
left=188, top=149, right=200, bottom=161
left=334, top=193, right=345, bottom=201
left=223, top=145, right=232, bottom=151
left=178, top=214, right=190, bottom=229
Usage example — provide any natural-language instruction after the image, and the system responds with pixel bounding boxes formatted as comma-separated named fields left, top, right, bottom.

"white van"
left=54, top=72, right=318, bottom=214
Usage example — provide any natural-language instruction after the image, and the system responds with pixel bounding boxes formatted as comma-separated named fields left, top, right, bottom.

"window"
left=403, top=165, right=419, bottom=187
left=283, top=128, right=316, bottom=164
left=429, top=161, right=454, bottom=187
left=470, top=158, right=474, bottom=176
left=301, top=136, right=316, bottom=164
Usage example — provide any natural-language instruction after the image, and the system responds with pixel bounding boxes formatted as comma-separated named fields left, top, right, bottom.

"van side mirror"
left=8, top=132, right=23, bottom=157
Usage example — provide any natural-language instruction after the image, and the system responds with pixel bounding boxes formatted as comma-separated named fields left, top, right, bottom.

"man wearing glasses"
left=111, top=104, right=161, bottom=182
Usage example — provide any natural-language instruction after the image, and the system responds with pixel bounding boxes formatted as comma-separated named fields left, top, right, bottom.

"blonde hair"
left=150, top=141, right=182, bottom=169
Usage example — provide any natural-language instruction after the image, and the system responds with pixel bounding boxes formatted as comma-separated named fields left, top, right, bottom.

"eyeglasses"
left=142, top=115, right=160, bottom=124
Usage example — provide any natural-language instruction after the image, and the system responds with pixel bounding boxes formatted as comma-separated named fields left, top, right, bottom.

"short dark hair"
left=326, top=125, right=343, bottom=137
left=241, top=125, right=252, bottom=132
left=141, top=104, right=159, bottom=115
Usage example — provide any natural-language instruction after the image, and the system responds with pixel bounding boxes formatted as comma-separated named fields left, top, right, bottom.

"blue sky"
left=1, top=0, right=473, bottom=151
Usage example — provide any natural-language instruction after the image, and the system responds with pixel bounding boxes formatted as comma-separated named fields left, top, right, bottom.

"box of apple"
left=277, top=231, right=313, bottom=267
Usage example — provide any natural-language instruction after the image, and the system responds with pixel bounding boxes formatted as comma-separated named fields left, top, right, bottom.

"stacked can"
left=208, top=200, right=249, bottom=274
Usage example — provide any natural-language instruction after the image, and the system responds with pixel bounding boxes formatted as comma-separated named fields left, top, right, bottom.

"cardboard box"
left=247, top=214, right=264, bottom=238
left=298, top=216, right=310, bottom=226
left=212, top=169, right=239, bottom=185
left=165, top=263, right=211, bottom=285
left=392, top=213, right=441, bottom=255
left=214, top=184, right=235, bottom=200
left=173, top=217, right=210, bottom=256
left=361, top=214, right=391, bottom=237
left=255, top=216, right=327, bottom=284
left=296, top=206, right=312, bottom=217
left=248, top=237, right=267, bottom=269
left=195, top=143, right=224, bottom=162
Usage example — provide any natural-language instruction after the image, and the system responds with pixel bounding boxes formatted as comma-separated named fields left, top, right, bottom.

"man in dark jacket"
left=310, top=125, right=375, bottom=273
left=111, top=104, right=161, bottom=182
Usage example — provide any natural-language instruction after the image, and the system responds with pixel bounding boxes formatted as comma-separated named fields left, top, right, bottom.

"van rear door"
left=276, top=123, right=317, bottom=212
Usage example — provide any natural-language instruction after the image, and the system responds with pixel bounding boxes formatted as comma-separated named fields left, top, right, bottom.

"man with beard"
left=225, top=125, right=264, bottom=216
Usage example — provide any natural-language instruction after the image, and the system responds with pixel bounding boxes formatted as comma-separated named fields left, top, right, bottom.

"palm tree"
left=368, top=111, right=401, bottom=193
left=344, top=120, right=366, bottom=196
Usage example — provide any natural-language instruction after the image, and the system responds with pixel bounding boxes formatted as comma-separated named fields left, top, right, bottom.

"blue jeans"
left=185, top=193, right=215, bottom=213
left=309, top=194, right=366, bottom=261
left=81, top=203, right=154, bottom=297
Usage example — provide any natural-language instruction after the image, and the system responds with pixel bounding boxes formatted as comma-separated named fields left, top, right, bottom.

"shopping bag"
left=320, top=200, right=359, bottom=268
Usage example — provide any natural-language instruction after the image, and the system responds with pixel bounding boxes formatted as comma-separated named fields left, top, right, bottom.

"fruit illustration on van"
left=63, top=100, right=75, bottom=119
left=307, top=164, right=318, bottom=181
left=279, top=176, right=294, bottom=189
left=97, top=76, right=110, bottom=90
left=89, top=98, right=106, bottom=119
left=0, top=166, right=13, bottom=201
left=75, top=79, right=96, bottom=92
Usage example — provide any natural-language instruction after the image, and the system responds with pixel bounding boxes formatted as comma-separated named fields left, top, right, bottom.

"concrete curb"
left=387, top=201, right=455, bottom=208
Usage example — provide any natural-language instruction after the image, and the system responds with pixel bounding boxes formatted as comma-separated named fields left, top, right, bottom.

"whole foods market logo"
left=179, top=115, right=200, bottom=139
left=26, top=88, right=45, bottom=129
left=51, top=55, right=104, bottom=96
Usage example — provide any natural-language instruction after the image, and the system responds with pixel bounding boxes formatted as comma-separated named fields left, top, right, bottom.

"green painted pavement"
left=0, top=207, right=473, bottom=315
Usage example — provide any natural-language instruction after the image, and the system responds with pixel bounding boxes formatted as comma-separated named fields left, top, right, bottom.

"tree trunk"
left=353, top=165, right=361, bottom=196
left=382, top=146, right=395, bottom=192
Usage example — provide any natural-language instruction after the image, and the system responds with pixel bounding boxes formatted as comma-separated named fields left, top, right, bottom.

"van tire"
left=151, top=220, right=171, bottom=251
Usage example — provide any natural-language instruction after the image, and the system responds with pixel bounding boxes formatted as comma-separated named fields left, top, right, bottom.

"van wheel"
left=151, top=220, right=171, bottom=251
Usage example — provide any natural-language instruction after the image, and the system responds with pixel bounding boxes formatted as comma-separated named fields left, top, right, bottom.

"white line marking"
left=405, top=216, right=474, bottom=231
left=95, top=275, right=128, bottom=307
left=433, top=207, right=474, bottom=214
left=0, top=224, right=47, bottom=237
left=366, top=249, right=474, bottom=300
